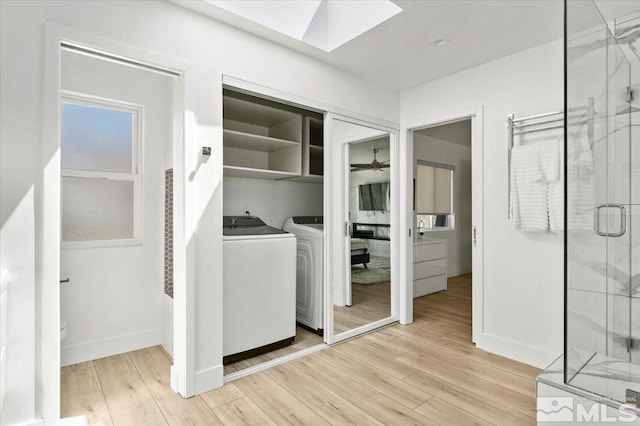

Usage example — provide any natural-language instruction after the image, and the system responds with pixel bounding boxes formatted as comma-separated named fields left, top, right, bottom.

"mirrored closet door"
left=325, top=114, right=399, bottom=344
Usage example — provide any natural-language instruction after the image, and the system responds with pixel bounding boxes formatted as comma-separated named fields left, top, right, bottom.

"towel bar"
left=506, top=98, right=594, bottom=219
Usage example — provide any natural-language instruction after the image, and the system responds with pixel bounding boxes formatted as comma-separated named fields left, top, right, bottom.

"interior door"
left=325, top=113, right=399, bottom=344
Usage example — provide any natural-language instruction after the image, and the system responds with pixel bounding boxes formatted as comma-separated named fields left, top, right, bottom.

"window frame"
left=416, top=159, right=455, bottom=231
left=60, top=91, right=143, bottom=249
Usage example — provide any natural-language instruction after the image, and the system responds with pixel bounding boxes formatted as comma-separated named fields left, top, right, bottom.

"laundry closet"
left=221, top=88, right=325, bottom=375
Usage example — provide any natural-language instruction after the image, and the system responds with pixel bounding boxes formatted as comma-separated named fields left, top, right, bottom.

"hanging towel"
left=510, top=144, right=550, bottom=232
left=549, top=119, right=596, bottom=232
left=545, top=139, right=564, bottom=232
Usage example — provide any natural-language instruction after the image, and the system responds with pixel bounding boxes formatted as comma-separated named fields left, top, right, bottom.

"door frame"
left=42, top=23, right=193, bottom=422
left=401, top=106, right=484, bottom=344
left=324, top=113, right=401, bottom=345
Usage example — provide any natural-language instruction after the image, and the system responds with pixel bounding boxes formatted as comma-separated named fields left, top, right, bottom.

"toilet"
left=60, top=320, right=67, bottom=342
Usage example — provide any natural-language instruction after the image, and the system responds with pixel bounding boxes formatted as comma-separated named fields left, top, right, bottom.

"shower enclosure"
left=565, top=0, right=639, bottom=404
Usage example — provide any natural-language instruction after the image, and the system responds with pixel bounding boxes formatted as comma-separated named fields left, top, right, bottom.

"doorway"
left=59, top=47, right=174, bottom=363
left=38, top=32, right=192, bottom=422
left=406, top=108, right=484, bottom=345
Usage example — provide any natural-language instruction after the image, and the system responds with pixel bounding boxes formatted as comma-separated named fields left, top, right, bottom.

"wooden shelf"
left=223, top=165, right=300, bottom=180
left=309, top=145, right=323, bottom=151
left=224, top=129, right=298, bottom=152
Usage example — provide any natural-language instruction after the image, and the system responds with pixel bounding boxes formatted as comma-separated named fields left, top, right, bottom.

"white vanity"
left=413, top=237, right=447, bottom=297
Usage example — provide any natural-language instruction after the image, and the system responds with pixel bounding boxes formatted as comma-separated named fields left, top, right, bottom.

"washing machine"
left=283, top=216, right=323, bottom=333
left=223, top=216, right=296, bottom=363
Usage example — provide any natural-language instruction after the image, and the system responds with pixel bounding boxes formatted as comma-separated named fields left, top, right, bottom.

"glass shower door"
left=565, top=0, right=638, bottom=402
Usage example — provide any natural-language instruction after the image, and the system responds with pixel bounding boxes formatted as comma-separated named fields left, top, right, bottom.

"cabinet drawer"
left=414, top=243, right=446, bottom=262
left=414, top=259, right=446, bottom=280
left=414, top=275, right=447, bottom=298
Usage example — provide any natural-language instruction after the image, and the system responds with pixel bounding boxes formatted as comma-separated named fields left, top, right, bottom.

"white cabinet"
left=222, top=91, right=323, bottom=181
left=414, top=238, right=447, bottom=297
left=223, top=94, right=302, bottom=179
left=299, top=116, right=323, bottom=182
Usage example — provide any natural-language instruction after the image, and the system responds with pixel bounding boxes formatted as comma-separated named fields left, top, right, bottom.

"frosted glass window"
left=62, top=177, right=134, bottom=242
left=61, top=102, right=134, bottom=173
left=60, top=95, right=140, bottom=246
left=416, top=163, right=453, bottom=214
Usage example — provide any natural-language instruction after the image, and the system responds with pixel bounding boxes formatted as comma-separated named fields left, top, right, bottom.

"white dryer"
left=223, top=216, right=296, bottom=363
left=283, top=216, right=323, bottom=333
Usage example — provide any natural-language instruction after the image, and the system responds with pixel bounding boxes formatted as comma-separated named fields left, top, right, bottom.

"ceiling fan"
left=351, top=148, right=390, bottom=171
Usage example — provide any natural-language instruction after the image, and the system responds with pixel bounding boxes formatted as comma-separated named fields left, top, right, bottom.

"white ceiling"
left=173, top=0, right=638, bottom=92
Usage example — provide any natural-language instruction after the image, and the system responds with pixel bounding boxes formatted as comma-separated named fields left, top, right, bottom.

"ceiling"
left=415, top=119, right=471, bottom=147
left=173, top=0, right=638, bottom=92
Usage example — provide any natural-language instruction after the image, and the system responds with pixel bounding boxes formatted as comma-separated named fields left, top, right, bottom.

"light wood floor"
left=223, top=325, right=323, bottom=375
left=335, top=280, right=390, bottom=333
left=226, top=275, right=390, bottom=374
left=61, top=274, right=541, bottom=425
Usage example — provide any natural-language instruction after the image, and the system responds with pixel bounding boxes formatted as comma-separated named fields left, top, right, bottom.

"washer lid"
left=292, top=216, right=323, bottom=225
left=223, top=215, right=287, bottom=236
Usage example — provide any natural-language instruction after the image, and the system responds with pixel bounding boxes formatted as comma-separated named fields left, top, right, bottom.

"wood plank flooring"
left=223, top=325, right=323, bottom=375
left=61, top=274, right=541, bottom=425
left=225, top=276, right=390, bottom=375
left=334, top=280, right=391, bottom=333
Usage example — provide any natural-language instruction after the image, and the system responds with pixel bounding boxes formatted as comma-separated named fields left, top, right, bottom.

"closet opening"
left=221, top=88, right=326, bottom=377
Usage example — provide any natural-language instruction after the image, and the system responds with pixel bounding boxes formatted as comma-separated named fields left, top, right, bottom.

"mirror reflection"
left=333, top=122, right=392, bottom=335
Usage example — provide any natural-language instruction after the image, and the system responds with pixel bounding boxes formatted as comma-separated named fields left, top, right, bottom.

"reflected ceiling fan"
left=351, top=148, right=390, bottom=171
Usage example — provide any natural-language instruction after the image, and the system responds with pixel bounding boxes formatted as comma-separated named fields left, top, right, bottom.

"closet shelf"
left=223, top=165, right=300, bottom=180
left=223, top=129, right=298, bottom=153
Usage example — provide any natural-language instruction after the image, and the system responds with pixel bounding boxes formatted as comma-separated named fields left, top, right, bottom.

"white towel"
left=533, top=140, right=561, bottom=184
left=547, top=140, right=564, bottom=232
left=566, top=148, right=595, bottom=232
left=547, top=121, right=595, bottom=232
left=510, top=144, right=550, bottom=232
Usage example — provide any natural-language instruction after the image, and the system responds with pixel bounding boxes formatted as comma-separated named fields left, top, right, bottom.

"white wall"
left=223, top=177, right=323, bottom=229
left=402, top=39, right=565, bottom=368
left=58, top=50, right=169, bottom=366
left=0, top=0, right=398, bottom=421
left=0, top=189, right=35, bottom=425
left=414, top=133, right=472, bottom=277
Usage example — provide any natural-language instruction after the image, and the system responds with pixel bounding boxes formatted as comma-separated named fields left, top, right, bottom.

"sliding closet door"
left=324, top=113, right=399, bottom=344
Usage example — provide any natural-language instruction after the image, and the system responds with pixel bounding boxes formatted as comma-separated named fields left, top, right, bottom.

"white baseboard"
left=479, top=333, right=559, bottom=369
left=59, top=415, right=88, bottom=425
left=194, top=365, right=224, bottom=395
left=161, top=330, right=173, bottom=359
left=61, top=328, right=161, bottom=366
left=447, top=264, right=472, bottom=277
left=17, top=420, right=43, bottom=426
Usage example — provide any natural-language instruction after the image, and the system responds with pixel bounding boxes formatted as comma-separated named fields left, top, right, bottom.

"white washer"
left=283, top=216, right=323, bottom=333
left=223, top=216, right=296, bottom=361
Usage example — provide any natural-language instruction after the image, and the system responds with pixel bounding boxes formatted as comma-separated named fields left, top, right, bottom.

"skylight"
left=206, top=0, right=402, bottom=52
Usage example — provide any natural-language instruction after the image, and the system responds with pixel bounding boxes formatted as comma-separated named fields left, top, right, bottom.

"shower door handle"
left=594, top=203, right=626, bottom=237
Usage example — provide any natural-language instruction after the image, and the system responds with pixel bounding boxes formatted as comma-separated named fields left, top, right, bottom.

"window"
left=415, top=160, right=454, bottom=231
left=61, top=94, right=141, bottom=247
